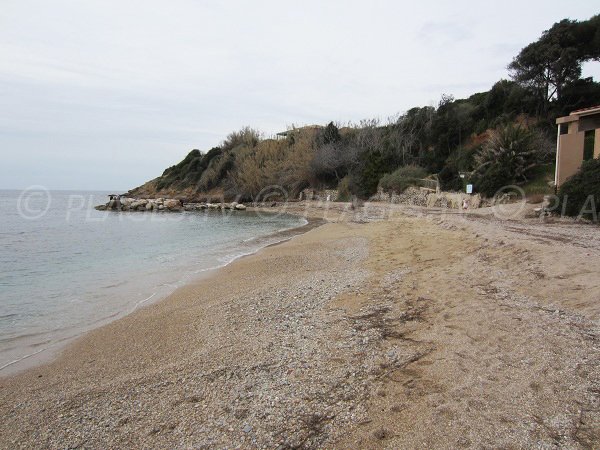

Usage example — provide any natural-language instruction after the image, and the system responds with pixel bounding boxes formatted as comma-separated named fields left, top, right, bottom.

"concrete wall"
left=556, top=132, right=585, bottom=186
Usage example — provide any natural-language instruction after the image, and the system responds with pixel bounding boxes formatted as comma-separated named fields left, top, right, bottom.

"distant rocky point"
left=96, top=196, right=247, bottom=212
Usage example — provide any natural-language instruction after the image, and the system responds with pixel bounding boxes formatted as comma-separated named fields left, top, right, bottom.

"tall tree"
left=322, top=121, right=341, bottom=145
left=509, top=16, right=600, bottom=112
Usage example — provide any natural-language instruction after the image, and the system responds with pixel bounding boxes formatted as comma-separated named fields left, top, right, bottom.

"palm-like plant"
left=472, top=124, right=549, bottom=197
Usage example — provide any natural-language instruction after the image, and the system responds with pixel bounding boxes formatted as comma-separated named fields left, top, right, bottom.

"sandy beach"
left=1, top=203, right=599, bottom=448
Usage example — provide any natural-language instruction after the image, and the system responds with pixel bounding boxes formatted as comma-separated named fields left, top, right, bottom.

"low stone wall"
left=301, top=189, right=339, bottom=202
left=426, top=191, right=482, bottom=209
left=372, top=187, right=482, bottom=209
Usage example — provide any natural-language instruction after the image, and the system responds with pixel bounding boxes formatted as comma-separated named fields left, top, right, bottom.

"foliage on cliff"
left=129, top=14, right=600, bottom=201
left=557, top=159, right=600, bottom=220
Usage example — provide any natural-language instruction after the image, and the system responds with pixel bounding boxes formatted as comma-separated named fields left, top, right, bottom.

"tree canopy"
left=509, top=15, right=600, bottom=111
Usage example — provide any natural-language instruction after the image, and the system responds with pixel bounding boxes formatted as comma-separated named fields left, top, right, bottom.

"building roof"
left=570, top=105, right=600, bottom=115
left=276, top=125, right=323, bottom=137
left=556, top=105, right=600, bottom=124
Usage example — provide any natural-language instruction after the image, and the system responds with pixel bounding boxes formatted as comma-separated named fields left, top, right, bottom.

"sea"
left=0, top=189, right=306, bottom=373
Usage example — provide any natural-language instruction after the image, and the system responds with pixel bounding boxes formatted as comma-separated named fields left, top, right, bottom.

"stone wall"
left=426, top=191, right=482, bottom=209
left=301, top=189, right=339, bottom=202
left=372, top=187, right=482, bottom=210
left=371, top=187, right=430, bottom=206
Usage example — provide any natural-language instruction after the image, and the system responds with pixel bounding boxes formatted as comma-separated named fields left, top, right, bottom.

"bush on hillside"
left=378, top=165, right=428, bottom=193
left=222, top=127, right=261, bottom=151
left=557, top=158, right=600, bottom=220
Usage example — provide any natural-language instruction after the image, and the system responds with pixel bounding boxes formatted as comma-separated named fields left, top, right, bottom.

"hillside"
left=128, top=15, right=600, bottom=202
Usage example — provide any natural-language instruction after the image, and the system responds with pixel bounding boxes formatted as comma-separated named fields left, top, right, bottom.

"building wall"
left=595, top=129, right=600, bottom=159
left=557, top=132, right=585, bottom=186
left=568, top=122, right=579, bottom=134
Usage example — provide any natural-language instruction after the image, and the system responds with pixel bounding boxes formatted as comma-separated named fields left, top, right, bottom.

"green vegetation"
left=522, top=164, right=555, bottom=198
left=471, top=125, right=551, bottom=197
left=508, top=15, right=600, bottom=113
left=557, top=159, right=600, bottom=220
left=156, top=147, right=223, bottom=191
left=378, top=166, right=428, bottom=194
left=130, top=15, right=600, bottom=201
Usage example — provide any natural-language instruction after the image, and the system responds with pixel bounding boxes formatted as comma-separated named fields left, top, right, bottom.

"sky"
left=1, top=0, right=599, bottom=191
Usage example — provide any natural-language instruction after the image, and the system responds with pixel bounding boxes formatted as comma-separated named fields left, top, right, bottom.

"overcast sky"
left=1, top=0, right=599, bottom=190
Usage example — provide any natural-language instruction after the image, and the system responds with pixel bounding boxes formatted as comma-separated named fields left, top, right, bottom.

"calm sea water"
left=0, top=190, right=306, bottom=372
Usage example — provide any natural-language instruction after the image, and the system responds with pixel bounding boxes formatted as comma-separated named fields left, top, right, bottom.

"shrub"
left=337, top=176, right=353, bottom=201
left=221, top=127, right=261, bottom=151
left=378, top=165, right=428, bottom=193
left=557, top=158, right=600, bottom=220
left=197, top=152, right=234, bottom=191
left=471, top=124, right=550, bottom=197
left=522, top=164, right=555, bottom=197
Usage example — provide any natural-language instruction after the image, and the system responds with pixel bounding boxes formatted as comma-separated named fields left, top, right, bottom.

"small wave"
left=276, top=218, right=308, bottom=233
left=132, top=292, right=157, bottom=310
left=100, top=280, right=129, bottom=289
left=0, top=347, right=46, bottom=371
left=0, top=313, right=18, bottom=320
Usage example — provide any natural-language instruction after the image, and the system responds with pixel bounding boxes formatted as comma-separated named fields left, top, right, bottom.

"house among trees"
left=275, top=125, right=323, bottom=139
left=555, top=105, right=600, bottom=187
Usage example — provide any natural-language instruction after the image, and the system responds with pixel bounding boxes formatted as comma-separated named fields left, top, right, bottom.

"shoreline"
left=0, top=212, right=322, bottom=377
left=1, top=205, right=599, bottom=448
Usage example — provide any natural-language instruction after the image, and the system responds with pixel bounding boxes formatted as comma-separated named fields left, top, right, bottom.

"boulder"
left=164, top=199, right=182, bottom=211
left=120, top=197, right=134, bottom=207
left=131, top=199, right=147, bottom=210
left=235, top=204, right=247, bottom=210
